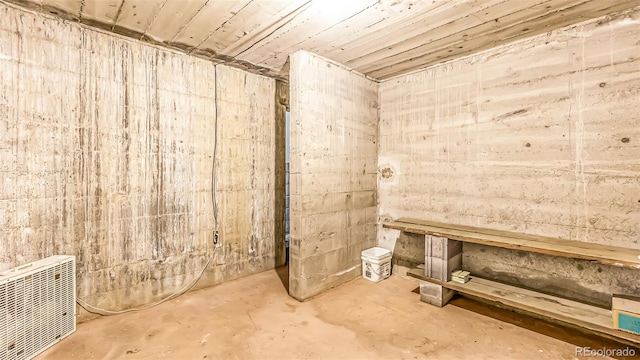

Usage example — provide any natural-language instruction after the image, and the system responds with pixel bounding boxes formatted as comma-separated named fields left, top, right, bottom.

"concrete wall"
left=378, top=8, right=640, bottom=306
left=199, top=65, right=277, bottom=287
left=0, top=3, right=277, bottom=320
left=289, top=51, right=378, bottom=300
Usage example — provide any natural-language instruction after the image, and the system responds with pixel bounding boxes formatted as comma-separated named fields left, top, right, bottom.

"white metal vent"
left=0, top=255, right=76, bottom=360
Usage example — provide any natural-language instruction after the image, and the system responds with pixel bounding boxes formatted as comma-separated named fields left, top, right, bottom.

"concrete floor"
left=40, top=269, right=597, bottom=360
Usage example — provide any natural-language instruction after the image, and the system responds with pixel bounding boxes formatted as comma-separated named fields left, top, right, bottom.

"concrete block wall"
left=0, top=3, right=277, bottom=320
left=289, top=51, right=378, bottom=300
left=419, top=281, right=454, bottom=308
left=378, top=8, right=640, bottom=306
left=425, top=236, right=462, bottom=282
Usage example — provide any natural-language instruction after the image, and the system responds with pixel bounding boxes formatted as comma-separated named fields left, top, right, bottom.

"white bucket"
left=361, top=247, right=392, bottom=282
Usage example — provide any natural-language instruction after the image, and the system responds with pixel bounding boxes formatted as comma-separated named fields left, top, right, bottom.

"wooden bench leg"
left=425, top=235, right=462, bottom=282
left=419, top=281, right=455, bottom=307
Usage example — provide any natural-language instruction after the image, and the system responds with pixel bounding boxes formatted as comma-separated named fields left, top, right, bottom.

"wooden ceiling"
left=7, top=0, right=640, bottom=80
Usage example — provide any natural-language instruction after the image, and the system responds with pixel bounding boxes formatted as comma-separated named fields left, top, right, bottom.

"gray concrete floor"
left=40, top=269, right=598, bottom=359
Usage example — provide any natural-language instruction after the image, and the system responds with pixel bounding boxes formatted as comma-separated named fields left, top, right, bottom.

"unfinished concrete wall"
left=289, top=51, right=378, bottom=300
left=0, top=3, right=276, bottom=320
left=379, top=8, right=640, bottom=306
left=197, top=65, right=276, bottom=288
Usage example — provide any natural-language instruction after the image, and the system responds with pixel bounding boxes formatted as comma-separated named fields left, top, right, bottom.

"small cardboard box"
left=613, top=310, right=640, bottom=335
left=612, top=294, right=640, bottom=335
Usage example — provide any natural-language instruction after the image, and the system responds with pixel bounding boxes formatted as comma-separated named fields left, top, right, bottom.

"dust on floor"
left=40, top=269, right=590, bottom=360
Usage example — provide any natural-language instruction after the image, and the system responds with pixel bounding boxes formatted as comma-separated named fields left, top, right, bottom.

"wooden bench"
left=384, top=217, right=640, bottom=269
left=383, top=217, right=640, bottom=345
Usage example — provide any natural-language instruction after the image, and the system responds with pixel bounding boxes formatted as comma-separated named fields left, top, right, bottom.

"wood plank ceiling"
left=7, top=0, right=640, bottom=80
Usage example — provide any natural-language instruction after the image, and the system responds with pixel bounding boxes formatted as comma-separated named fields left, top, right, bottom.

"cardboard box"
left=612, top=294, right=640, bottom=335
left=613, top=310, right=640, bottom=335
left=613, top=294, right=640, bottom=313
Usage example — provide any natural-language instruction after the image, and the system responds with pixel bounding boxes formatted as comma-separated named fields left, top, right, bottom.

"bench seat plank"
left=407, top=268, right=640, bottom=346
left=383, top=218, right=640, bottom=269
